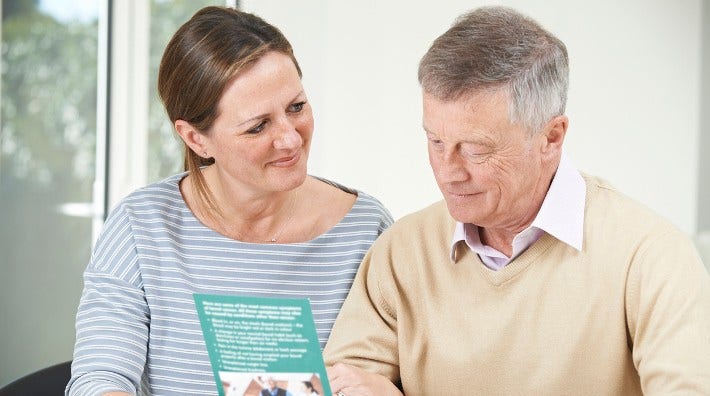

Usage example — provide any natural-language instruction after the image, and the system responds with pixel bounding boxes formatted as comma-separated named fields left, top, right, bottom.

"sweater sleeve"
left=625, top=227, right=710, bottom=395
left=323, top=233, right=401, bottom=383
left=66, top=205, right=149, bottom=396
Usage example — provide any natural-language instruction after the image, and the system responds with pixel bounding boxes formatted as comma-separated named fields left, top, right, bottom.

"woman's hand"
left=326, top=363, right=403, bottom=396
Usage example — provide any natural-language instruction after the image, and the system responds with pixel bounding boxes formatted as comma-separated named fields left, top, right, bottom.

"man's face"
left=423, top=89, right=550, bottom=231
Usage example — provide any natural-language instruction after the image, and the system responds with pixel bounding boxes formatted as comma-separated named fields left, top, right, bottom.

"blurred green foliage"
left=0, top=0, right=97, bottom=385
left=148, top=0, right=220, bottom=182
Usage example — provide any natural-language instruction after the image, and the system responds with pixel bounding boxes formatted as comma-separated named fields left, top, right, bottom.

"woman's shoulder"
left=310, top=176, right=392, bottom=221
left=126, top=172, right=185, bottom=199
left=116, top=173, right=186, bottom=207
left=104, top=172, right=188, bottom=223
left=91, top=173, right=192, bottom=269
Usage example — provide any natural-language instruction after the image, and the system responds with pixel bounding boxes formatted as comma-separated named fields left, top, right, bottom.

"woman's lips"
left=269, top=150, right=301, bottom=167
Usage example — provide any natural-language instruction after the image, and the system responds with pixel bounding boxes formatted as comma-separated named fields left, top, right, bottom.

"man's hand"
left=327, top=363, right=403, bottom=396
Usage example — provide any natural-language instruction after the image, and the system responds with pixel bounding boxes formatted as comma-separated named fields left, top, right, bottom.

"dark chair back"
left=0, top=361, right=72, bottom=396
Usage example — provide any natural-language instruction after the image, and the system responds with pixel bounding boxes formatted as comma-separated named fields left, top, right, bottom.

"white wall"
left=699, top=0, right=710, bottom=232
left=243, top=0, right=703, bottom=234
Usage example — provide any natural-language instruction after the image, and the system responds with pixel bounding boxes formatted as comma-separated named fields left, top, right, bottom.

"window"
left=0, top=0, right=222, bottom=385
left=0, top=0, right=99, bottom=384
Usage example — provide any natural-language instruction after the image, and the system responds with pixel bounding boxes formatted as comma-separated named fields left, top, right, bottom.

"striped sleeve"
left=66, top=204, right=149, bottom=396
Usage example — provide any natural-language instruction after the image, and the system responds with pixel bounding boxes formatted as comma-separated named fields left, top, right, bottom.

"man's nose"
left=437, top=150, right=469, bottom=183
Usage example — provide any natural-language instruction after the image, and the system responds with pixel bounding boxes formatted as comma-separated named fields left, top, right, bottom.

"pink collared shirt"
left=450, top=152, right=586, bottom=270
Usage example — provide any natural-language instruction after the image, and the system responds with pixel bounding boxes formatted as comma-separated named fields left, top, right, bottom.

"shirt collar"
left=450, top=152, right=586, bottom=262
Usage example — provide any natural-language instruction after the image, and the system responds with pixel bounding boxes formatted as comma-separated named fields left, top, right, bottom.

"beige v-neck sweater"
left=324, top=175, right=710, bottom=395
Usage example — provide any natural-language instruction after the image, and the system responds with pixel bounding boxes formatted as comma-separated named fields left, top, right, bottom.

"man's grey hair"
left=418, top=6, right=569, bottom=133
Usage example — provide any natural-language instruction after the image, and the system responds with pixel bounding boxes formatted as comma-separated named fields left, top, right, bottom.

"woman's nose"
left=273, top=125, right=302, bottom=150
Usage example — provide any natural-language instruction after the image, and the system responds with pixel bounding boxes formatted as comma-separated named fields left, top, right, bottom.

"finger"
left=327, top=365, right=346, bottom=391
left=326, top=364, right=342, bottom=379
left=330, top=373, right=360, bottom=394
left=338, top=386, right=371, bottom=396
left=327, top=363, right=357, bottom=383
left=336, top=387, right=353, bottom=396
left=329, top=376, right=347, bottom=394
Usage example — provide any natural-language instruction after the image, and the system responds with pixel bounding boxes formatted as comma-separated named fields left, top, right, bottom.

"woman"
left=66, top=6, right=392, bottom=396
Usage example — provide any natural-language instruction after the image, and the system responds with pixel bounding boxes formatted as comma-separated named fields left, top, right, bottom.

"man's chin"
left=444, top=201, right=483, bottom=224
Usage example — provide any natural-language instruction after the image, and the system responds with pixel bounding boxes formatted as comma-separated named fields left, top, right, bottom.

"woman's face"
left=203, top=51, right=313, bottom=196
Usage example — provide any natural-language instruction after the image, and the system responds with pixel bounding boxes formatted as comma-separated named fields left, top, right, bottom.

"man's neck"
left=478, top=227, right=518, bottom=257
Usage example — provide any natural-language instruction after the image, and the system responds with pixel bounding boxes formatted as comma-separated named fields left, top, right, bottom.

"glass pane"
left=0, top=0, right=99, bottom=386
left=148, top=0, right=223, bottom=182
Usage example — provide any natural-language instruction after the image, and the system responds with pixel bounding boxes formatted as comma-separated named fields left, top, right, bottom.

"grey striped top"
left=66, top=173, right=393, bottom=396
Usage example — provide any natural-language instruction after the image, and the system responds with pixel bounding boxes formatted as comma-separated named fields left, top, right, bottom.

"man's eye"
left=427, top=137, right=444, bottom=149
left=288, top=101, right=306, bottom=112
left=246, top=121, right=267, bottom=134
left=461, top=148, right=489, bottom=163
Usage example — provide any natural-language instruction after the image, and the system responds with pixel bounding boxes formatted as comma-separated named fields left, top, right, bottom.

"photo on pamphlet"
left=220, top=372, right=325, bottom=396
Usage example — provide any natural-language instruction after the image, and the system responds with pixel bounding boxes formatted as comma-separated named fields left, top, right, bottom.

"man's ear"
left=175, top=119, right=209, bottom=158
left=540, top=115, right=568, bottom=158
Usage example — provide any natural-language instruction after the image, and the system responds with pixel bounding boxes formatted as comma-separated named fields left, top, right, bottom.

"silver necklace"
left=210, top=191, right=299, bottom=243
left=266, top=191, right=298, bottom=243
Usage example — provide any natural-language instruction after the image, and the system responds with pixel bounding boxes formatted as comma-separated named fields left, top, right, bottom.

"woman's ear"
left=175, top=120, right=209, bottom=158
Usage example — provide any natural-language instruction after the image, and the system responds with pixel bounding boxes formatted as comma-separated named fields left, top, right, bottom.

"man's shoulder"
left=581, top=173, right=686, bottom=245
left=583, top=174, right=670, bottom=223
left=390, top=199, right=451, bottom=230
left=371, top=199, right=453, bottom=249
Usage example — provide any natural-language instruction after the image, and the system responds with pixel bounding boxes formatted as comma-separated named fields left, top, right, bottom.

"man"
left=324, top=6, right=710, bottom=396
left=260, top=377, right=292, bottom=396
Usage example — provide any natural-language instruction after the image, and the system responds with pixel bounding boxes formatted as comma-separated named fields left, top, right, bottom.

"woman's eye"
left=288, top=101, right=306, bottom=113
left=246, top=121, right=267, bottom=134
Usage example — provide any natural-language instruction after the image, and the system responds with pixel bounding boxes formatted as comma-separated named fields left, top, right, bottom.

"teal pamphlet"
left=194, top=294, right=332, bottom=396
